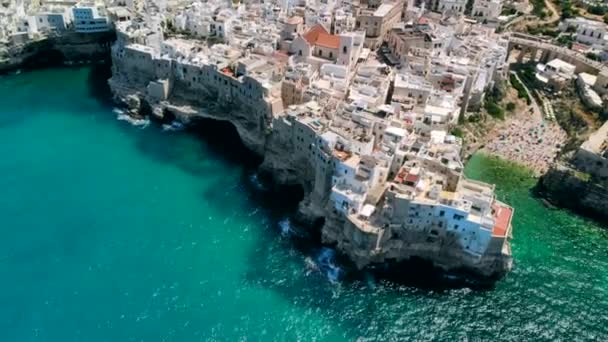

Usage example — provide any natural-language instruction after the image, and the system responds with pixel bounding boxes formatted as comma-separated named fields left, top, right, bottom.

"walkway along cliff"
left=107, top=21, right=514, bottom=281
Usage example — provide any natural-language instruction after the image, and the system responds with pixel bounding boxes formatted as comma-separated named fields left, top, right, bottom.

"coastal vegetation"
left=532, top=0, right=548, bottom=19
left=556, top=33, right=574, bottom=47
left=509, top=73, right=531, bottom=104
left=588, top=5, right=607, bottom=16
left=482, top=84, right=506, bottom=120
left=560, top=0, right=576, bottom=19
left=484, top=97, right=505, bottom=120
left=450, top=126, right=464, bottom=138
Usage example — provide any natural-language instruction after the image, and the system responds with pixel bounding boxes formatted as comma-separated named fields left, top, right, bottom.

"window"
left=329, top=52, right=333, bottom=58
left=298, top=50, right=302, bottom=56
left=453, top=214, right=464, bottom=220
left=439, top=210, right=445, bottom=217
left=343, top=46, right=347, bottom=54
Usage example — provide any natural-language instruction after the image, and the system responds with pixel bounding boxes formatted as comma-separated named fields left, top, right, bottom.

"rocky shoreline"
left=106, top=73, right=513, bottom=283
left=1, top=32, right=512, bottom=285
left=536, top=163, right=608, bottom=224
left=0, top=31, right=115, bottom=74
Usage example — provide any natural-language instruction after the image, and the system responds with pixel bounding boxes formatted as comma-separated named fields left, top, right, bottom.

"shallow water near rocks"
left=1, top=67, right=607, bottom=341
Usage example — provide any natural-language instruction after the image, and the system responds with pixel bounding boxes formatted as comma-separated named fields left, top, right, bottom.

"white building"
left=471, top=0, right=503, bottom=22
left=72, top=3, right=111, bottom=33
left=535, top=58, right=576, bottom=89
left=436, top=0, right=468, bottom=14
left=561, top=17, right=608, bottom=47
left=33, top=12, right=70, bottom=33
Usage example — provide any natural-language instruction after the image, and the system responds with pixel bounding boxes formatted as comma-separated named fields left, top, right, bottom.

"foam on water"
left=316, top=247, right=343, bottom=283
left=3, top=68, right=608, bottom=341
left=162, top=121, right=185, bottom=132
left=278, top=218, right=290, bottom=235
left=116, top=112, right=150, bottom=128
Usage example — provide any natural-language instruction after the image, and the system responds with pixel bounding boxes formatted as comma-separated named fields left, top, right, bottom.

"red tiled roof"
left=492, top=203, right=512, bottom=237
left=303, top=24, right=340, bottom=49
left=405, top=174, right=419, bottom=183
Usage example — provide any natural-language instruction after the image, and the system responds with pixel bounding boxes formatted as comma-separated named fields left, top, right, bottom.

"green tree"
left=484, top=99, right=505, bottom=120
left=506, top=102, right=516, bottom=111
left=586, top=52, right=599, bottom=61
left=450, top=127, right=464, bottom=138
left=604, top=13, right=608, bottom=24
left=588, top=5, right=607, bottom=16
left=560, top=0, right=577, bottom=19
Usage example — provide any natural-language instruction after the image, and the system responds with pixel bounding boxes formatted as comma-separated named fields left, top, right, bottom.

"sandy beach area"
left=481, top=109, right=567, bottom=176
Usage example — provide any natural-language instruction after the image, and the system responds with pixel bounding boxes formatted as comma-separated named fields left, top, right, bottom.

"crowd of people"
left=483, top=112, right=567, bottom=175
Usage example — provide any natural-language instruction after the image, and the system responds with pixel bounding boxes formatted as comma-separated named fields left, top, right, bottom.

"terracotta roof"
left=492, top=203, right=512, bottom=237
left=418, top=17, right=429, bottom=25
left=405, top=174, right=419, bottom=183
left=303, top=24, right=340, bottom=50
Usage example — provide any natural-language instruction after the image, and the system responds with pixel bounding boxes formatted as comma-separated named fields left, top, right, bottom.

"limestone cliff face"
left=108, top=47, right=509, bottom=280
left=539, top=164, right=608, bottom=223
left=0, top=32, right=114, bottom=72
left=321, top=208, right=512, bottom=278
left=108, top=73, right=511, bottom=279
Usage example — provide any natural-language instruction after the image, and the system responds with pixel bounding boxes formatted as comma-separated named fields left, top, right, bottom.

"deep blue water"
left=1, top=67, right=607, bottom=341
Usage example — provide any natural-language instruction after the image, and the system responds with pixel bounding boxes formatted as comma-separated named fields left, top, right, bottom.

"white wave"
left=162, top=121, right=186, bottom=132
left=278, top=218, right=291, bottom=236
left=304, top=256, right=319, bottom=275
left=317, top=247, right=343, bottom=283
left=116, top=113, right=150, bottom=128
left=112, top=107, right=125, bottom=115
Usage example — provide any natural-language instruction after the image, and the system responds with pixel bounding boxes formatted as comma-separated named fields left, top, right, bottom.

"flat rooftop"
left=374, top=3, right=396, bottom=17
left=492, top=203, right=512, bottom=237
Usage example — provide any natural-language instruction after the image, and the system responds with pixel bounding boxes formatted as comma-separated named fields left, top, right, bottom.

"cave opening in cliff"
left=186, top=116, right=304, bottom=208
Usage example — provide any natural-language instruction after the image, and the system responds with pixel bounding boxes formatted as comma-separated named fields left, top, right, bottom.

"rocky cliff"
left=321, top=207, right=512, bottom=280
left=0, top=32, right=115, bottom=72
left=538, top=164, right=608, bottom=223
left=108, top=75, right=324, bottom=225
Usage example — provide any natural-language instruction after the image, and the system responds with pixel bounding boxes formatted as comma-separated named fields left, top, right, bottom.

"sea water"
left=1, top=67, right=608, bottom=341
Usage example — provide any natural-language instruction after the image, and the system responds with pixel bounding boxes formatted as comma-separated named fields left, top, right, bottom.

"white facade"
left=471, top=0, right=503, bottom=22
left=437, top=0, right=467, bottom=14
left=72, top=5, right=110, bottom=33
left=33, top=12, right=69, bottom=33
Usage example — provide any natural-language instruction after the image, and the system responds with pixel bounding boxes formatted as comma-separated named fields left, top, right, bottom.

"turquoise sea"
left=1, top=67, right=608, bottom=341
